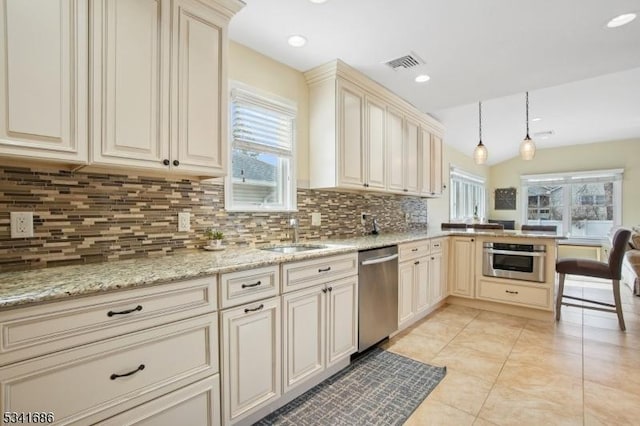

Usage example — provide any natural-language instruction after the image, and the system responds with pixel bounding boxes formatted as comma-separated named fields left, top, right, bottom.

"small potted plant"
left=206, top=228, right=224, bottom=249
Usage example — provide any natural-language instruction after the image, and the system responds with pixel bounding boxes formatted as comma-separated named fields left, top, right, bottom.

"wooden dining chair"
left=555, top=228, right=631, bottom=330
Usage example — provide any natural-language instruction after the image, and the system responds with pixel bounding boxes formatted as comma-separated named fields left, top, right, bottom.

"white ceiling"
left=229, top=0, right=640, bottom=164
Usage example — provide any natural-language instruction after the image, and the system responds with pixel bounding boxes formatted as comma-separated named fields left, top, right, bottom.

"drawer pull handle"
left=241, top=281, right=262, bottom=289
left=244, top=304, right=264, bottom=313
left=411, top=248, right=419, bottom=252
left=414, top=261, right=420, bottom=265
left=111, top=364, right=145, bottom=380
left=107, top=305, right=143, bottom=317
left=505, top=290, right=519, bottom=295
left=318, top=267, right=331, bottom=273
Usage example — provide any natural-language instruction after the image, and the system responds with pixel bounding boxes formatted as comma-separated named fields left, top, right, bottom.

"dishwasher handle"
left=360, top=253, right=398, bottom=266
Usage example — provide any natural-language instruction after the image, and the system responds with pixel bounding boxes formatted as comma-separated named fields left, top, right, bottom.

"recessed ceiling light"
left=287, top=35, right=307, bottom=47
left=606, top=13, right=636, bottom=28
left=309, top=0, right=328, bottom=3
left=415, top=74, right=431, bottom=83
left=532, top=117, right=542, bottom=122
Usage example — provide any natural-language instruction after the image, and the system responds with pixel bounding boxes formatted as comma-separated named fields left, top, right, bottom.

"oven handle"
left=485, top=249, right=545, bottom=257
left=361, top=254, right=398, bottom=266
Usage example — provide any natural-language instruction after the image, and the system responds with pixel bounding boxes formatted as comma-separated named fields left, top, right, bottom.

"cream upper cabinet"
left=337, top=79, right=365, bottom=188
left=431, top=134, right=444, bottom=196
left=91, top=0, right=238, bottom=176
left=364, top=95, right=386, bottom=190
left=305, top=60, right=444, bottom=196
left=450, top=237, right=475, bottom=298
left=419, top=127, right=433, bottom=196
left=90, top=0, right=169, bottom=170
left=403, top=118, right=420, bottom=195
left=170, top=0, right=228, bottom=175
left=0, top=0, right=88, bottom=163
left=386, top=107, right=405, bottom=192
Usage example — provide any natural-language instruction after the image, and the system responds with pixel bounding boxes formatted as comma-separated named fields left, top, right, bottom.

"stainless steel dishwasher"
left=358, top=245, right=398, bottom=352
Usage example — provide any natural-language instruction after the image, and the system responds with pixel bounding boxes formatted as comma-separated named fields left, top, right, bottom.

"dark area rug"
left=255, top=347, right=447, bottom=425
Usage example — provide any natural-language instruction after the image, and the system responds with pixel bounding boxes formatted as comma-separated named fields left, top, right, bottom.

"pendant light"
left=520, top=91, right=536, bottom=160
left=473, top=101, right=488, bottom=164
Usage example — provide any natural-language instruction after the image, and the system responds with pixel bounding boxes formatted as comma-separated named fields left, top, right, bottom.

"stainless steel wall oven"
left=482, top=242, right=546, bottom=283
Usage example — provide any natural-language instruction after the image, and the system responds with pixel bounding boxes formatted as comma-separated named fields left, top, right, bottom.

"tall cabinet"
left=0, top=0, right=88, bottom=163
left=305, top=60, right=444, bottom=196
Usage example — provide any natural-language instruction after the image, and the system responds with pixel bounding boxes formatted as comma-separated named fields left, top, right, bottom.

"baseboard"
left=391, top=298, right=448, bottom=337
left=445, top=295, right=555, bottom=321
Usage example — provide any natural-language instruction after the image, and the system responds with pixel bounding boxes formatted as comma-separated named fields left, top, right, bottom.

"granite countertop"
left=0, top=229, right=564, bottom=310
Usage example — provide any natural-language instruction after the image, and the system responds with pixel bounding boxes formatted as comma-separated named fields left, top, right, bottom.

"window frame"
left=521, top=169, right=623, bottom=242
left=225, top=81, right=297, bottom=212
left=449, top=166, right=487, bottom=222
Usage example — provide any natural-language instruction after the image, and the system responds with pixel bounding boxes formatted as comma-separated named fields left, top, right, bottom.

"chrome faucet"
left=372, top=218, right=380, bottom=235
left=289, top=217, right=299, bottom=243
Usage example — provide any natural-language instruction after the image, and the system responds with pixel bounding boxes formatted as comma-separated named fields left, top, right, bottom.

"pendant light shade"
left=520, top=92, right=536, bottom=160
left=473, top=101, right=488, bottom=165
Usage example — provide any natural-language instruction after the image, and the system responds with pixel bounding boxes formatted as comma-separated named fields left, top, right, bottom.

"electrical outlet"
left=178, top=212, right=191, bottom=232
left=10, top=212, right=34, bottom=238
left=311, top=212, right=321, bottom=226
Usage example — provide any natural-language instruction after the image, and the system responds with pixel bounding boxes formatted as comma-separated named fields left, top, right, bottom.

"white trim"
left=450, top=166, right=486, bottom=184
left=521, top=168, right=623, bottom=185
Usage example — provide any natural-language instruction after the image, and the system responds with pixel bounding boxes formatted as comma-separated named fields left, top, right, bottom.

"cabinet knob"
left=162, top=159, right=170, bottom=166
left=403, top=189, right=408, bottom=192
left=173, top=160, right=180, bottom=167
left=471, top=238, right=475, bottom=242
left=414, top=261, right=420, bottom=265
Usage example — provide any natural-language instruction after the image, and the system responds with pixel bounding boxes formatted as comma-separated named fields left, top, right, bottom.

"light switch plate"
left=178, top=212, right=191, bottom=232
left=10, top=212, right=34, bottom=238
left=311, top=212, right=321, bottom=226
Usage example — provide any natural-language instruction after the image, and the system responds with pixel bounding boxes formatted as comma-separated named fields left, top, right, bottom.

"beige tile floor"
left=383, top=277, right=640, bottom=426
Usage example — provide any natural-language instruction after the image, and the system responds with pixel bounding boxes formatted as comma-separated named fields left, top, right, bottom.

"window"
left=450, top=167, right=486, bottom=221
left=521, top=169, right=623, bottom=241
left=226, top=83, right=297, bottom=211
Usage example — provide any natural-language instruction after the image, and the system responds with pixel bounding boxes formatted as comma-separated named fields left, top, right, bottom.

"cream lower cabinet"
left=0, top=0, right=88, bottom=163
left=283, top=276, right=358, bottom=393
left=398, top=257, right=429, bottom=330
left=98, top=374, right=221, bottom=426
left=220, top=297, right=281, bottom=425
left=429, top=238, right=448, bottom=304
left=450, top=237, right=476, bottom=298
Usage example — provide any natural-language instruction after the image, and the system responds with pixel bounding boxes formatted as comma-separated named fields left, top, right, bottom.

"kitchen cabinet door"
left=90, top=0, right=169, bottom=170
left=404, top=118, right=420, bottom=195
left=221, top=297, right=281, bottom=424
left=398, top=261, right=415, bottom=328
left=282, top=285, right=326, bottom=393
left=429, top=252, right=444, bottom=304
left=420, top=127, right=433, bottom=196
left=431, top=134, right=444, bottom=196
left=170, top=0, right=228, bottom=175
left=450, top=237, right=475, bottom=298
left=386, top=107, right=405, bottom=192
left=337, top=80, right=365, bottom=188
left=326, top=277, right=358, bottom=366
left=365, top=96, right=386, bottom=190
left=0, top=0, right=88, bottom=163
left=413, top=257, right=430, bottom=314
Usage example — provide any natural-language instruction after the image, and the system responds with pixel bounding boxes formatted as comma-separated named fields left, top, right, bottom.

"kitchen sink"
left=260, top=244, right=328, bottom=254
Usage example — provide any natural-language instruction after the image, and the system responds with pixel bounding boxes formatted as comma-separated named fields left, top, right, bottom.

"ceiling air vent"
left=384, top=51, right=425, bottom=70
left=533, top=130, right=555, bottom=139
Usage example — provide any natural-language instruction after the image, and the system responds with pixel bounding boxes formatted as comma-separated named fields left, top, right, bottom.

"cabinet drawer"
left=0, top=277, right=217, bottom=366
left=219, top=265, right=279, bottom=309
left=98, top=375, right=221, bottom=426
left=0, top=315, right=218, bottom=425
left=430, top=238, right=444, bottom=254
left=477, top=279, right=552, bottom=310
left=282, top=253, right=358, bottom=293
left=398, top=240, right=430, bottom=262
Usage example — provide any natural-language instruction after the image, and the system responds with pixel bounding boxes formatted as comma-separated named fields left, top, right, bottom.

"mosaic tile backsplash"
left=0, top=166, right=428, bottom=272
